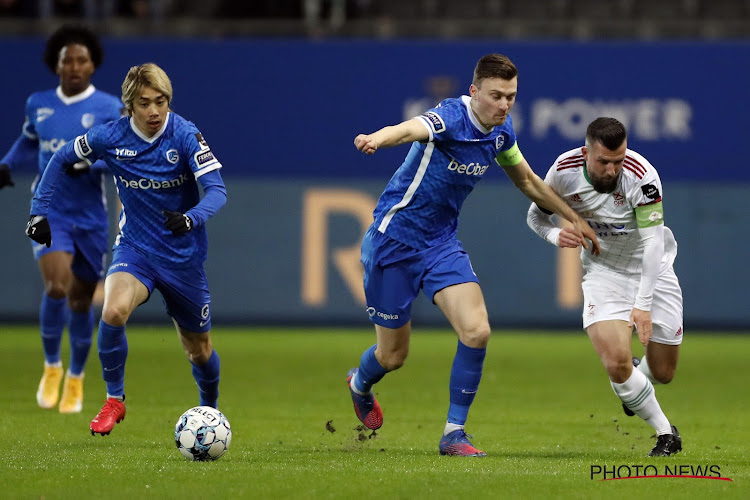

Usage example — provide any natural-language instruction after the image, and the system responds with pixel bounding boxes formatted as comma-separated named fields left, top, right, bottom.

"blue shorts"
left=31, top=220, right=108, bottom=283
left=360, top=225, right=478, bottom=328
left=108, top=244, right=212, bottom=333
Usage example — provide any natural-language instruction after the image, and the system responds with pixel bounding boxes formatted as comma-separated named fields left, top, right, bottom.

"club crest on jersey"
left=166, top=149, right=179, bottom=164
left=81, top=113, right=95, bottom=129
left=495, top=134, right=505, bottom=150
left=421, top=111, right=445, bottom=134
left=613, top=191, right=625, bottom=206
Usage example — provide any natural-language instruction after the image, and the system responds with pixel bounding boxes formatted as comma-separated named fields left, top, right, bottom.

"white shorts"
left=581, top=266, right=684, bottom=345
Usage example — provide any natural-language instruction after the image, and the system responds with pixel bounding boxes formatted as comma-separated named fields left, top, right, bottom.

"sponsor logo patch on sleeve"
left=641, top=183, right=660, bottom=200
left=194, top=149, right=216, bottom=168
left=421, top=111, right=446, bottom=134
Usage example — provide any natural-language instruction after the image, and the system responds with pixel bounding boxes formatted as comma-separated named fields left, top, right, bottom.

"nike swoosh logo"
left=103, top=364, right=123, bottom=372
left=461, top=390, right=477, bottom=394
left=199, top=320, right=209, bottom=327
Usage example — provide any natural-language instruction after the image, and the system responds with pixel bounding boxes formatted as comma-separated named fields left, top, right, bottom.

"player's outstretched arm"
left=503, top=158, right=600, bottom=255
left=354, top=118, right=429, bottom=154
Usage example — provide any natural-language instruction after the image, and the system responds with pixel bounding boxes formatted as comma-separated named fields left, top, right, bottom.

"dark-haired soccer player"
left=527, top=117, right=683, bottom=456
left=0, top=25, right=122, bottom=414
left=26, top=63, right=227, bottom=436
left=346, top=54, right=601, bottom=456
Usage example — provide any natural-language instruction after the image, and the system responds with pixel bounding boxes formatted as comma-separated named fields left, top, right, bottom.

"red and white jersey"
left=545, top=147, right=677, bottom=275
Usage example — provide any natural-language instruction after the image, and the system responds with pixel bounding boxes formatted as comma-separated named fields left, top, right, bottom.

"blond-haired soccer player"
left=27, top=63, right=227, bottom=436
left=347, top=54, right=600, bottom=456
left=527, top=117, right=683, bottom=456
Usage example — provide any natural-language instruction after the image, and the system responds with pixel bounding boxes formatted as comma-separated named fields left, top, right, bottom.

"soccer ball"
left=174, top=406, right=232, bottom=461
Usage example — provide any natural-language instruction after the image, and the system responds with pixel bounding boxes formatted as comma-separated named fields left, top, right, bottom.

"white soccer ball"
left=174, top=406, right=232, bottom=461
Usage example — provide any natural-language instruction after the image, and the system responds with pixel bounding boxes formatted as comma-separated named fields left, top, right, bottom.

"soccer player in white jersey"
left=346, top=54, right=601, bottom=456
left=26, top=63, right=227, bottom=436
left=527, top=117, right=683, bottom=456
left=0, top=25, right=122, bottom=414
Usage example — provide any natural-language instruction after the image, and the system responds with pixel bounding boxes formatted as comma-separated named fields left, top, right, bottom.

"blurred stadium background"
left=1, top=0, right=749, bottom=329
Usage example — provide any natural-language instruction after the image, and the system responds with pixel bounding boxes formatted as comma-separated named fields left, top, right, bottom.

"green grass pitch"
left=1, top=326, right=748, bottom=499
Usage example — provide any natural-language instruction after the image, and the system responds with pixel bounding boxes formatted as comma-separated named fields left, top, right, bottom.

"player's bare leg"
left=587, top=320, right=681, bottom=456
left=347, top=322, right=410, bottom=430
left=90, top=273, right=145, bottom=435
left=435, top=282, right=489, bottom=457
left=176, top=321, right=220, bottom=409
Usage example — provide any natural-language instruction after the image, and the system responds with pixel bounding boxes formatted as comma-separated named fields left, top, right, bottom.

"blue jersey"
left=1, top=85, right=122, bottom=230
left=373, top=96, right=519, bottom=249
left=31, top=112, right=227, bottom=268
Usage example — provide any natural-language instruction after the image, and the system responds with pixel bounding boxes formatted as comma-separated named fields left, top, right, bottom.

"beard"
left=591, top=172, right=620, bottom=194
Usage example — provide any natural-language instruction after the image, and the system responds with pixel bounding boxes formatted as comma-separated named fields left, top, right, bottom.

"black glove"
left=162, top=210, right=193, bottom=236
left=0, top=163, right=14, bottom=188
left=26, top=215, right=51, bottom=247
left=66, top=160, right=91, bottom=177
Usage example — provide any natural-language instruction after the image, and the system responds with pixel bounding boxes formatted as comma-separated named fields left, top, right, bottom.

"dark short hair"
left=586, top=117, right=627, bottom=151
left=43, top=25, right=104, bottom=73
left=473, top=54, right=518, bottom=85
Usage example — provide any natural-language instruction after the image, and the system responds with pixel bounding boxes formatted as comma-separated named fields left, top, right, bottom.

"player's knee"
left=377, top=349, right=408, bottom=371
left=67, top=296, right=93, bottom=313
left=100, top=303, right=130, bottom=327
left=44, top=282, right=67, bottom=300
left=652, top=366, right=675, bottom=384
left=459, top=322, right=491, bottom=348
left=605, top=358, right=632, bottom=383
left=186, top=343, right=213, bottom=365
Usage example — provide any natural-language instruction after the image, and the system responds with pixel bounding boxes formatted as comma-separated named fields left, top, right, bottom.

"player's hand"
left=572, top=218, right=601, bottom=256
left=629, top=308, right=652, bottom=346
left=162, top=210, right=193, bottom=236
left=354, top=134, right=379, bottom=155
left=66, top=160, right=91, bottom=177
left=25, top=215, right=51, bottom=247
left=557, top=226, right=584, bottom=248
left=0, top=163, right=15, bottom=189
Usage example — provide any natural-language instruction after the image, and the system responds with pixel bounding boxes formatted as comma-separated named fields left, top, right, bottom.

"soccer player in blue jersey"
left=0, top=25, right=122, bottom=414
left=346, top=54, right=601, bottom=456
left=26, top=63, right=227, bottom=436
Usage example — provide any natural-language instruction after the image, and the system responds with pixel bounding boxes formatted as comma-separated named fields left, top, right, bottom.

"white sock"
left=45, top=360, right=62, bottom=368
left=349, top=374, right=368, bottom=396
left=611, top=369, right=672, bottom=435
left=637, top=356, right=661, bottom=385
left=106, top=394, right=124, bottom=402
left=444, top=422, right=464, bottom=436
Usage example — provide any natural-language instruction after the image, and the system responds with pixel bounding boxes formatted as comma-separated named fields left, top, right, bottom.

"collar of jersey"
left=56, top=85, right=95, bottom=105
left=582, top=160, right=593, bottom=185
left=461, top=95, right=493, bottom=135
left=130, top=111, right=171, bottom=143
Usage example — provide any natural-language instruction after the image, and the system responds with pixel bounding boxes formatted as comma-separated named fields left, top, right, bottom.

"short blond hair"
left=121, top=63, right=173, bottom=113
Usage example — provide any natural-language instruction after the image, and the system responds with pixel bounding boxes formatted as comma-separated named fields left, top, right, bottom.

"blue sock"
left=40, top=294, right=67, bottom=364
left=447, top=341, right=486, bottom=426
left=97, top=320, right=128, bottom=397
left=191, top=350, right=220, bottom=408
left=353, top=344, right=387, bottom=394
left=68, top=309, right=94, bottom=376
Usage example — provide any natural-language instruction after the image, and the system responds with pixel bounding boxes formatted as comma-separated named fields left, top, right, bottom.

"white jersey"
left=544, top=147, right=677, bottom=276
